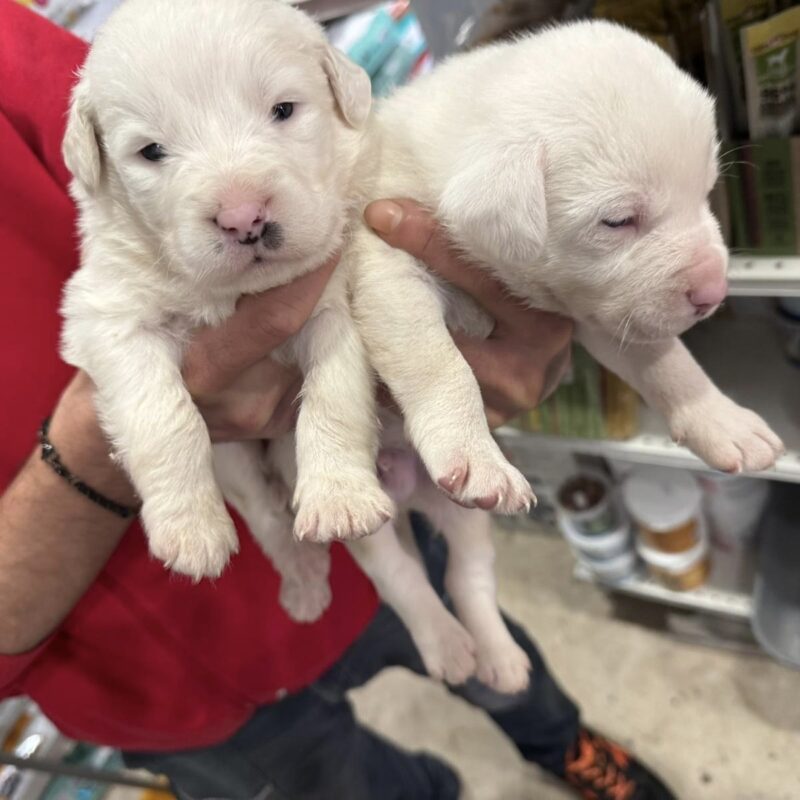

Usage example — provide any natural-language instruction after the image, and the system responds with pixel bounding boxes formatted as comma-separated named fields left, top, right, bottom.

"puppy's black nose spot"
left=260, top=221, right=284, bottom=250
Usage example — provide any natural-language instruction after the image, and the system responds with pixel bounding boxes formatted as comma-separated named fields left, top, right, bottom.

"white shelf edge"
left=573, top=564, right=753, bottom=620
left=728, top=256, right=800, bottom=297
left=496, top=427, right=800, bottom=484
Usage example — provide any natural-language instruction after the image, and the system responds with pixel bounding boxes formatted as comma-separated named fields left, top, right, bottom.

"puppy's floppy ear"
left=439, top=140, right=547, bottom=269
left=321, top=44, right=372, bottom=129
left=62, top=74, right=102, bottom=193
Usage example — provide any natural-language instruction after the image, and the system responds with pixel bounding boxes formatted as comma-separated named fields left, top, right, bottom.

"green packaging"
left=724, top=136, right=800, bottom=254
left=742, top=5, right=800, bottom=138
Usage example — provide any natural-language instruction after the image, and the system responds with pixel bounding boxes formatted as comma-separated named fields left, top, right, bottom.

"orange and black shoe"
left=563, top=727, right=676, bottom=800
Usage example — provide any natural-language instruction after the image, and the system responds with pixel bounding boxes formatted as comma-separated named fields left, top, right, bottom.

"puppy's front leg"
left=289, top=274, right=394, bottom=544
left=352, top=236, right=533, bottom=513
left=89, top=331, right=238, bottom=578
left=346, top=515, right=477, bottom=685
left=409, top=484, right=531, bottom=695
left=576, top=325, right=784, bottom=473
left=213, top=440, right=331, bottom=623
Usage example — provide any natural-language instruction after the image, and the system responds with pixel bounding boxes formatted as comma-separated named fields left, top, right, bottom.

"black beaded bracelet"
left=37, top=417, right=140, bottom=519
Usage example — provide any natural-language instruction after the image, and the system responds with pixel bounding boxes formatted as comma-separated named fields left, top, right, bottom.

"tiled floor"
left=352, top=526, right=800, bottom=800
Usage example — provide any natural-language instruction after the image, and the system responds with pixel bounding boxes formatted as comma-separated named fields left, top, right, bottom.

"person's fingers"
left=199, top=360, right=301, bottom=441
left=183, top=254, right=339, bottom=395
left=365, top=199, right=533, bottom=326
left=484, top=403, right=515, bottom=431
left=540, top=340, right=572, bottom=401
left=452, top=332, right=572, bottom=420
left=259, top=375, right=304, bottom=439
left=452, top=334, right=538, bottom=412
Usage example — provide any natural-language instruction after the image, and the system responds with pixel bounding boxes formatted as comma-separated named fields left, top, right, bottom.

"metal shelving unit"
left=728, top=256, right=800, bottom=297
left=497, top=315, right=800, bottom=484
left=499, top=314, right=797, bottom=621
left=573, top=565, right=753, bottom=620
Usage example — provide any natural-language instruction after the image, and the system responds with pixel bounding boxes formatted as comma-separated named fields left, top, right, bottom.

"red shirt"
left=0, top=0, right=379, bottom=751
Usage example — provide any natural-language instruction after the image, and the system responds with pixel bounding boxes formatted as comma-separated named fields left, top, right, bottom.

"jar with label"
left=698, top=472, right=769, bottom=592
left=635, top=521, right=711, bottom=591
left=556, top=472, right=618, bottom=535
left=622, top=466, right=703, bottom=553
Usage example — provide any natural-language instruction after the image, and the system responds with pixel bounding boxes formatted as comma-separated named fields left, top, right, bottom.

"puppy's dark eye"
left=601, top=216, right=635, bottom=229
left=271, top=102, right=294, bottom=122
left=140, top=143, right=167, bottom=162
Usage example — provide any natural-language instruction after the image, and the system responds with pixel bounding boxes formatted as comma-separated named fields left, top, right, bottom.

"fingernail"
left=365, top=201, right=404, bottom=235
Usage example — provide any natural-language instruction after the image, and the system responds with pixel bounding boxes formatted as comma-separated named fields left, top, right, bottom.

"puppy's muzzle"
left=236, top=222, right=284, bottom=249
left=214, top=200, right=284, bottom=250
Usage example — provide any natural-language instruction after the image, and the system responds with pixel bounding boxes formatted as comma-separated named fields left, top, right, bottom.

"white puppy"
left=311, top=19, right=784, bottom=691
left=61, top=0, right=785, bottom=697
left=60, top=0, right=393, bottom=596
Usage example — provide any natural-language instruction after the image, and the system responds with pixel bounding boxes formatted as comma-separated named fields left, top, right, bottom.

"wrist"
left=45, top=374, right=139, bottom=509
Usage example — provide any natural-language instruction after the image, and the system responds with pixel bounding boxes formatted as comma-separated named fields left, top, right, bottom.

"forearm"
left=0, top=378, right=136, bottom=654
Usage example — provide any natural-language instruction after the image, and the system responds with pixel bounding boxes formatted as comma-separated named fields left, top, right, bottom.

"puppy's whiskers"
left=614, top=311, right=635, bottom=353
left=620, top=312, right=636, bottom=352
left=718, top=143, right=749, bottom=162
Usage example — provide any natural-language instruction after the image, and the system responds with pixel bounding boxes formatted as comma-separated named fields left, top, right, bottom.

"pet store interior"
left=3, top=0, right=800, bottom=798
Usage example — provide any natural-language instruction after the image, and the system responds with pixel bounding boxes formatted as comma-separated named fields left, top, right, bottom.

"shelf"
left=573, top=564, right=753, bottom=620
left=728, top=256, right=800, bottom=297
left=497, top=316, right=800, bottom=483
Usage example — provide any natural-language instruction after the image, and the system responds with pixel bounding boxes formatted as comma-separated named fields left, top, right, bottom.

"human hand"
left=182, top=255, right=340, bottom=441
left=364, top=200, right=573, bottom=428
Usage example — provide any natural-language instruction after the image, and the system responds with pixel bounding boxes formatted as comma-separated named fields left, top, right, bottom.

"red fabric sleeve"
left=0, top=2, right=87, bottom=690
left=0, top=0, right=88, bottom=193
left=0, top=3, right=380, bottom=738
left=0, top=639, right=52, bottom=694
left=0, top=18, right=83, bottom=491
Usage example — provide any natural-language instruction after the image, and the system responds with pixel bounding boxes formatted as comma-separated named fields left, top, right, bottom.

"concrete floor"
left=351, top=526, right=800, bottom=800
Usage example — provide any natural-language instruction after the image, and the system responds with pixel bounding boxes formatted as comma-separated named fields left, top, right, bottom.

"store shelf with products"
left=573, top=564, right=754, bottom=620
left=497, top=314, right=800, bottom=484
left=0, top=699, right=171, bottom=800
left=728, top=256, right=800, bottom=297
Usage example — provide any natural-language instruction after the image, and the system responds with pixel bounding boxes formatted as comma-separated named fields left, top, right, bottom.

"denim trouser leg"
left=124, top=517, right=580, bottom=799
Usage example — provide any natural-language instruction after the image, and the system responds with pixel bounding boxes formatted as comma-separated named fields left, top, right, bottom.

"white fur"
left=333, top=20, right=784, bottom=690
left=60, top=0, right=391, bottom=582
left=62, top=4, right=785, bottom=698
left=348, top=21, right=784, bottom=483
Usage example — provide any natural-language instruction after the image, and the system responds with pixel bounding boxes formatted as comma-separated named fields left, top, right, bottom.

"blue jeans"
left=124, top=518, right=580, bottom=799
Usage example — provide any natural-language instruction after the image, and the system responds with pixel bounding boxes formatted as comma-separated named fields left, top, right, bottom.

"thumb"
left=364, top=199, right=448, bottom=265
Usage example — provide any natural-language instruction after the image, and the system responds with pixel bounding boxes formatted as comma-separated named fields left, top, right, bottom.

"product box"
left=510, top=345, right=640, bottom=441
left=741, top=4, right=800, bottom=139
left=724, top=135, right=800, bottom=253
left=371, top=11, right=427, bottom=96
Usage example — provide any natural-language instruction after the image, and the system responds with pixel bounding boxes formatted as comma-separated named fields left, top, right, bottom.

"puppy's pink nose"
left=688, top=281, right=728, bottom=311
left=215, top=202, right=266, bottom=237
left=686, top=253, right=728, bottom=314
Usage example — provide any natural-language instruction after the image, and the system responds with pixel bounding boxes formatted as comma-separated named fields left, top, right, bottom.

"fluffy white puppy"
left=320, top=19, right=785, bottom=691
left=60, top=0, right=393, bottom=590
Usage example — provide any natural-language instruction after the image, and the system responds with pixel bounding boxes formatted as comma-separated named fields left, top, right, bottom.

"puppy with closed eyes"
left=308, top=18, right=785, bottom=691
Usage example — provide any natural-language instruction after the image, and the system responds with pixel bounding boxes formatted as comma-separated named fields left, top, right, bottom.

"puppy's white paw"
left=412, top=610, right=477, bottom=686
left=669, top=393, right=784, bottom=473
left=475, top=637, right=531, bottom=695
left=424, top=440, right=535, bottom=514
left=145, top=496, right=239, bottom=580
left=277, top=544, right=332, bottom=624
left=294, top=475, right=394, bottom=544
